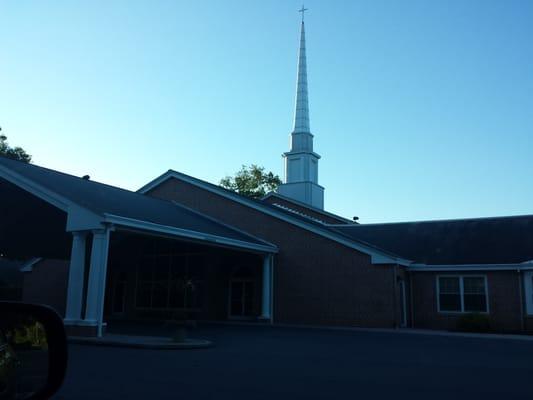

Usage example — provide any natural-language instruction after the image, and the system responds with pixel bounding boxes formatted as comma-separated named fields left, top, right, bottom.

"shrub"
left=456, top=313, right=491, bottom=333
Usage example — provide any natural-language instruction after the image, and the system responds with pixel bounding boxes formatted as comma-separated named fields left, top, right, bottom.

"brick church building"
left=1, top=19, right=532, bottom=336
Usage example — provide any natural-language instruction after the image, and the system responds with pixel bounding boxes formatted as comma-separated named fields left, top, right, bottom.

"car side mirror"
left=0, top=302, right=68, bottom=400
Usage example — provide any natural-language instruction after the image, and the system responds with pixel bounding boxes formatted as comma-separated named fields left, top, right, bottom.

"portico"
left=0, top=156, right=277, bottom=337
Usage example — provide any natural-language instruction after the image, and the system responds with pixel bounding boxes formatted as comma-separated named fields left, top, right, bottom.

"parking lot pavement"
left=54, top=325, right=533, bottom=400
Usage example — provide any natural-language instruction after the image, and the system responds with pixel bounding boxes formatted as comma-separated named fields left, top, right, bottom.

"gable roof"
left=0, top=156, right=277, bottom=254
left=330, top=215, right=533, bottom=266
left=138, top=169, right=411, bottom=265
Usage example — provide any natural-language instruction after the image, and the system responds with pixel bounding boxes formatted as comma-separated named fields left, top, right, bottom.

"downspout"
left=270, top=254, right=275, bottom=325
left=517, top=269, right=525, bottom=332
left=392, top=264, right=398, bottom=328
left=409, top=272, right=415, bottom=328
left=97, top=227, right=112, bottom=338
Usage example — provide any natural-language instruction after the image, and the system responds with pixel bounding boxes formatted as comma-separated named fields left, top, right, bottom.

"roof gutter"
left=408, top=262, right=533, bottom=272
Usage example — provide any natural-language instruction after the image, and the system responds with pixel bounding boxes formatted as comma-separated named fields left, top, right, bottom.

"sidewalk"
left=197, top=319, right=533, bottom=342
left=69, top=334, right=213, bottom=349
left=275, top=323, right=533, bottom=342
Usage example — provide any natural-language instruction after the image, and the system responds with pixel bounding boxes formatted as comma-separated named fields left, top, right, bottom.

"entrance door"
left=112, top=272, right=127, bottom=316
left=229, top=280, right=254, bottom=318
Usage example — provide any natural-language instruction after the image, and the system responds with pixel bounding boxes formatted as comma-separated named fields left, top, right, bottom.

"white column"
left=84, top=229, right=110, bottom=336
left=64, top=231, right=87, bottom=323
left=261, top=254, right=273, bottom=320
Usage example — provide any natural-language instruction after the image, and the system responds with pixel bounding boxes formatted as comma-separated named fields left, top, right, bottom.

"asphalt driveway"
left=54, top=324, right=533, bottom=400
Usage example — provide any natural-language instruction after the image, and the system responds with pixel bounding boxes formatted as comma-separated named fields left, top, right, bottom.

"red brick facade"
left=410, top=271, right=532, bottom=333
left=15, top=173, right=532, bottom=334
left=22, top=259, right=69, bottom=317
left=145, top=177, right=406, bottom=328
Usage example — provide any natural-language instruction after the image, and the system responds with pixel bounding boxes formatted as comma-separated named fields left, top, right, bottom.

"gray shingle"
left=0, top=156, right=274, bottom=250
left=331, top=216, right=533, bottom=265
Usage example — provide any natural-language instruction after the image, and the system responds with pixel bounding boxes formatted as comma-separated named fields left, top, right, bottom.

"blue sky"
left=1, top=0, right=532, bottom=223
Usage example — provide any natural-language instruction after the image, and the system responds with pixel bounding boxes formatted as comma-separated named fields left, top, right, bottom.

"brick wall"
left=22, top=259, right=69, bottom=317
left=146, top=178, right=403, bottom=328
left=411, top=271, right=526, bottom=332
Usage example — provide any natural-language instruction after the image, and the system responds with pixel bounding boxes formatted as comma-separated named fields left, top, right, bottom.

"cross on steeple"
left=299, top=5, right=308, bottom=22
left=277, top=5, right=324, bottom=209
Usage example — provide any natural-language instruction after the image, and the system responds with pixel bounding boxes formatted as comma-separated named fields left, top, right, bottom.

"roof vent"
left=82, top=175, right=90, bottom=180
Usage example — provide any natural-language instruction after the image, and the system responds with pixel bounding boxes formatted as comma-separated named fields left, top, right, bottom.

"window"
left=463, top=277, right=487, bottom=312
left=136, top=254, right=206, bottom=310
left=437, top=276, right=488, bottom=313
left=438, top=277, right=461, bottom=312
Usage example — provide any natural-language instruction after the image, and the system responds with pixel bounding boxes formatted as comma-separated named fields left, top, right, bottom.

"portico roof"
left=0, top=156, right=277, bottom=254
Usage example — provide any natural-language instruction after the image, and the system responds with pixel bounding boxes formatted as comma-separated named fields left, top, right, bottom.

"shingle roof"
left=0, top=156, right=275, bottom=251
left=138, top=169, right=409, bottom=264
left=330, top=215, right=533, bottom=265
left=262, top=192, right=353, bottom=224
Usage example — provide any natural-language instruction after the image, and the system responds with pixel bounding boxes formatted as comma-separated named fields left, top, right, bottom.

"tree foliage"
left=0, top=131, right=31, bottom=163
left=220, top=164, right=281, bottom=199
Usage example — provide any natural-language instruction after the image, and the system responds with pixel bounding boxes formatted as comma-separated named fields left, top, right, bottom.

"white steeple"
left=293, top=18, right=310, bottom=134
left=277, top=8, right=324, bottom=210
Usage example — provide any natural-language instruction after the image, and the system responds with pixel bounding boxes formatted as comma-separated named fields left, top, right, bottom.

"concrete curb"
left=69, top=335, right=213, bottom=350
left=272, top=323, right=533, bottom=342
left=196, top=320, right=533, bottom=342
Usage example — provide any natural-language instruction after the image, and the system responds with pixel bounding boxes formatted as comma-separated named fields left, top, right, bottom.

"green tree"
left=0, top=129, right=31, bottom=163
left=220, top=164, right=281, bottom=199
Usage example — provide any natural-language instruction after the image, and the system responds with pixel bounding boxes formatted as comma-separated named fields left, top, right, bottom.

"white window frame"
left=524, top=271, right=533, bottom=316
left=436, top=275, right=489, bottom=314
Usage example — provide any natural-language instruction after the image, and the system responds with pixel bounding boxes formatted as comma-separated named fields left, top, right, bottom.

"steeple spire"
left=277, top=9, right=325, bottom=210
left=293, top=18, right=310, bottom=134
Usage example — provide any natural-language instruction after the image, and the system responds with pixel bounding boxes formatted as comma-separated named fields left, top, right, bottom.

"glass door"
left=112, top=272, right=127, bottom=316
left=229, top=279, right=254, bottom=318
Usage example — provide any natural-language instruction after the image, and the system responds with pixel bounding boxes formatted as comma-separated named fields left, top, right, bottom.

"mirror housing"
left=0, top=302, right=68, bottom=399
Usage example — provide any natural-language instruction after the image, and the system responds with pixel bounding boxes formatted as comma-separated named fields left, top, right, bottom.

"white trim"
left=64, top=231, right=88, bottom=323
left=103, top=213, right=278, bottom=254
left=19, top=257, right=42, bottom=272
left=409, top=263, right=533, bottom=272
left=78, top=229, right=111, bottom=335
left=436, top=275, right=489, bottom=314
left=137, top=171, right=409, bottom=266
